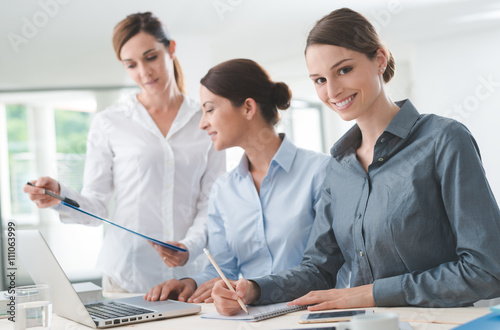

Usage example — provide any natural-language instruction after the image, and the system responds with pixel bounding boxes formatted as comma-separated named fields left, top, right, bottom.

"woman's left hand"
left=288, top=284, right=375, bottom=311
left=188, top=277, right=220, bottom=303
left=149, top=241, right=189, bottom=267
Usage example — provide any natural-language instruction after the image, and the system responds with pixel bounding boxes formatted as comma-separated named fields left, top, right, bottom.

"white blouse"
left=54, top=94, right=226, bottom=293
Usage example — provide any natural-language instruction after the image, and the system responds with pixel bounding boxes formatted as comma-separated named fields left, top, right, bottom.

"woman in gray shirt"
left=211, top=7, right=500, bottom=315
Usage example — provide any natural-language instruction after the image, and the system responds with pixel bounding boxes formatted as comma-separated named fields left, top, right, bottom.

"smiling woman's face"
left=119, top=31, right=176, bottom=95
left=305, top=43, right=386, bottom=122
left=199, top=85, right=250, bottom=151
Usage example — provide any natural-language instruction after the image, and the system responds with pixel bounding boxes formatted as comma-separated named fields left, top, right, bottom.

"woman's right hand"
left=23, top=176, right=61, bottom=208
left=211, top=278, right=261, bottom=316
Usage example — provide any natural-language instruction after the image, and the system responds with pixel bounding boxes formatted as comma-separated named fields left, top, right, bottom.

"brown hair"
left=306, top=8, right=395, bottom=83
left=112, top=12, right=186, bottom=93
left=200, top=59, right=291, bottom=126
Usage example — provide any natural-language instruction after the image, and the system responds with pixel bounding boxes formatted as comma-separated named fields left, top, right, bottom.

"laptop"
left=17, top=230, right=201, bottom=328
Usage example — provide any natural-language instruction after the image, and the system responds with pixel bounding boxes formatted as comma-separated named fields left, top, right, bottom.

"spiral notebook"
left=201, top=302, right=307, bottom=321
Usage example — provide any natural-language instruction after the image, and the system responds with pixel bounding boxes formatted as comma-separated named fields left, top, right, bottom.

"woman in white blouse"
left=23, top=12, right=226, bottom=293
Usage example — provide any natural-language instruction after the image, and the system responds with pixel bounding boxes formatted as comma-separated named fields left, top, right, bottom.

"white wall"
left=411, top=27, right=500, bottom=200
left=1, top=0, right=498, bottom=195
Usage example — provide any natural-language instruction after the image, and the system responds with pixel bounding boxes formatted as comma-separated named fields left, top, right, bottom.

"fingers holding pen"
left=23, top=177, right=61, bottom=208
left=212, top=279, right=243, bottom=316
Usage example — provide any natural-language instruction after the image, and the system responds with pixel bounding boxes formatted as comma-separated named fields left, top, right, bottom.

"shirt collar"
left=128, top=93, right=200, bottom=139
left=331, top=99, right=420, bottom=157
left=385, top=99, right=420, bottom=139
left=167, top=95, right=200, bottom=139
left=235, top=133, right=297, bottom=178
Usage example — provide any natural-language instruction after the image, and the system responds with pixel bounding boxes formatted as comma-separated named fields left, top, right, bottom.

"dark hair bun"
left=272, top=82, right=292, bottom=110
left=383, top=50, right=396, bottom=83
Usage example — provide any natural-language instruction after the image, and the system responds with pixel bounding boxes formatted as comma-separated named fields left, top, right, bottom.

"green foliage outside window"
left=6, top=104, right=29, bottom=153
left=54, top=109, right=92, bottom=194
left=55, top=109, right=91, bottom=154
left=5, top=106, right=92, bottom=214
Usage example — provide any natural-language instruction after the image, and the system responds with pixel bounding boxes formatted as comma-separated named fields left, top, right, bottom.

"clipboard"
left=61, top=201, right=187, bottom=252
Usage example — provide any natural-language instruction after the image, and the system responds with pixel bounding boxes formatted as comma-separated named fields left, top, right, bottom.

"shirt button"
left=357, top=213, right=362, bottom=219
left=378, top=157, right=384, bottom=162
left=380, top=138, right=386, bottom=143
left=359, top=251, right=364, bottom=257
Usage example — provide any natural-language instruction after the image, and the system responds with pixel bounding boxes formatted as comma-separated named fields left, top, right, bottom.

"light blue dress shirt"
left=191, top=134, right=351, bottom=287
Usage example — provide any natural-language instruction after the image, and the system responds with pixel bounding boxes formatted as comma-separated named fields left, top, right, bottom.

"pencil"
left=203, top=248, right=249, bottom=314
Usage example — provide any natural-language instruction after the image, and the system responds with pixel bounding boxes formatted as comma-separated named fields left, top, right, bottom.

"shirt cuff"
left=51, top=183, right=73, bottom=218
left=179, top=239, right=202, bottom=265
left=373, top=275, right=407, bottom=307
left=251, top=277, right=274, bottom=305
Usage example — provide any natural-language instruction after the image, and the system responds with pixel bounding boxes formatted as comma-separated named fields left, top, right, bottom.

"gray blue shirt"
left=192, top=134, right=350, bottom=287
left=254, top=100, right=500, bottom=307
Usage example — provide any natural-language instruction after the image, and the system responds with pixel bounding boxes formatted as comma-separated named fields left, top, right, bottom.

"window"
left=279, top=100, right=325, bottom=152
left=0, top=91, right=105, bottom=290
left=54, top=109, right=92, bottom=194
left=226, top=99, right=325, bottom=170
left=5, top=105, right=34, bottom=217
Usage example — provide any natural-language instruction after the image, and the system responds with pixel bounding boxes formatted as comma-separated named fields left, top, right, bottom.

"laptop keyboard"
left=86, top=301, right=154, bottom=320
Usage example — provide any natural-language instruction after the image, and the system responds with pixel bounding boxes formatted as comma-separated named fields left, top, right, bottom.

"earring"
left=380, top=67, right=385, bottom=74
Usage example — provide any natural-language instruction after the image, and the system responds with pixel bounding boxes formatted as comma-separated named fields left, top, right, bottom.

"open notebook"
left=201, top=302, right=306, bottom=321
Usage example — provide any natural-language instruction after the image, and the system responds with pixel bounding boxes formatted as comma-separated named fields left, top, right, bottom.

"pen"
left=26, top=182, right=80, bottom=208
left=203, top=248, right=249, bottom=314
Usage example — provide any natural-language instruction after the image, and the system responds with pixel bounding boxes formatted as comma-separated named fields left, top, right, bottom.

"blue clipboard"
left=61, top=201, right=187, bottom=252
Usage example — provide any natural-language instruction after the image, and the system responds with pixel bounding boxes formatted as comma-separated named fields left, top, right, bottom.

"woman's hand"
left=149, top=241, right=189, bottom=267
left=188, top=277, right=220, bottom=303
left=23, top=177, right=61, bottom=208
left=144, top=278, right=196, bottom=302
left=211, top=278, right=261, bottom=316
left=288, top=284, right=375, bottom=311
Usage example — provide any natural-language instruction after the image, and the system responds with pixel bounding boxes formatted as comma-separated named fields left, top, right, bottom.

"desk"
left=0, top=299, right=491, bottom=330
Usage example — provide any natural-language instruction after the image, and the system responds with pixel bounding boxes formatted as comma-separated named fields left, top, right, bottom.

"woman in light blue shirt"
left=145, top=59, right=349, bottom=302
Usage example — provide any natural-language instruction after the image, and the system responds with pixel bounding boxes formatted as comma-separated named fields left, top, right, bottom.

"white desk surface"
left=1, top=293, right=491, bottom=330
